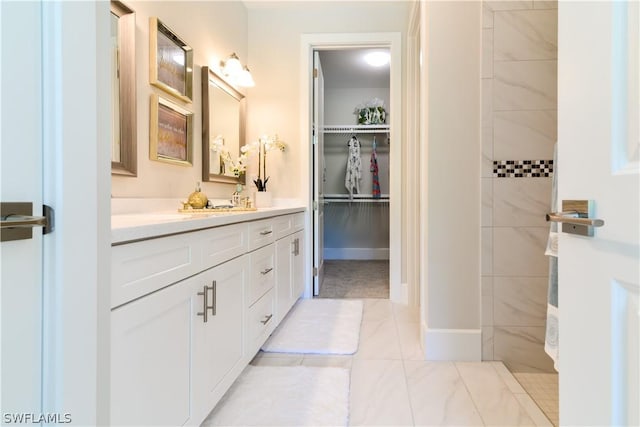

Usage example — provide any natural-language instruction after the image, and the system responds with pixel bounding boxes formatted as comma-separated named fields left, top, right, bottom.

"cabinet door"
left=291, top=230, right=305, bottom=302
left=111, top=275, right=201, bottom=426
left=275, top=235, right=293, bottom=323
left=193, top=255, right=247, bottom=424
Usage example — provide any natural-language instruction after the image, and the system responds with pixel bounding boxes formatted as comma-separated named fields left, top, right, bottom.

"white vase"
left=254, top=191, right=272, bottom=208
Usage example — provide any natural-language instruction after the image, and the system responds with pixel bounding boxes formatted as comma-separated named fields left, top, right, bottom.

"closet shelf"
left=322, top=124, right=390, bottom=134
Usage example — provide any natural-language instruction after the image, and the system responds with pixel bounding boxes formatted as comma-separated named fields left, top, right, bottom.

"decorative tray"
left=178, top=207, right=257, bottom=213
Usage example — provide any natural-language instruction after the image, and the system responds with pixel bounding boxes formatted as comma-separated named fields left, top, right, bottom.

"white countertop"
left=111, top=206, right=306, bottom=244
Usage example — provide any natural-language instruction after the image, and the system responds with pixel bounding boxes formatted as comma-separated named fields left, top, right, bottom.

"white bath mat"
left=201, top=366, right=350, bottom=426
left=262, top=299, right=363, bottom=354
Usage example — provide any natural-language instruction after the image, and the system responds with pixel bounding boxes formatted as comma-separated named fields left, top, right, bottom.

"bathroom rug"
left=201, top=365, right=349, bottom=426
left=262, top=298, right=363, bottom=354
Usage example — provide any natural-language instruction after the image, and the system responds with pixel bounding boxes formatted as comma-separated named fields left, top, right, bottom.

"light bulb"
left=364, top=51, right=390, bottom=67
left=223, top=53, right=242, bottom=77
left=237, top=66, right=255, bottom=87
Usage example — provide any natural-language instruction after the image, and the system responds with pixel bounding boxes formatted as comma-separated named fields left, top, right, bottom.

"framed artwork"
left=150, top=94, right=193, bottom=166
left=149, top=17, right=193, bottom=103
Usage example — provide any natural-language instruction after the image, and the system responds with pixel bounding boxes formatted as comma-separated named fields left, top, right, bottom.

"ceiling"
left=318, top=48, right=390, bottom=89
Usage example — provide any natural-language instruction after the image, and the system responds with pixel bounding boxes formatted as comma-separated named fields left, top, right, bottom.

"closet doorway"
left=312, top=47, right=391, bottom=299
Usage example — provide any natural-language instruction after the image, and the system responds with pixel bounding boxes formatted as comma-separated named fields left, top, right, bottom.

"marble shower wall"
left=481, top=0, right=557, bottom=372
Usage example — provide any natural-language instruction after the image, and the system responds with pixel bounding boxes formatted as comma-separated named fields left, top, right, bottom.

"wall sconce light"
left=220, top=53, right=254, bottom=87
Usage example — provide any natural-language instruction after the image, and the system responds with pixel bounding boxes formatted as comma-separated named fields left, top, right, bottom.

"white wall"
left=245, top=1, right=411, bottom=201
left=111, top=1, right=248, bottom=200
left=423, top=1, right=482, bottom=360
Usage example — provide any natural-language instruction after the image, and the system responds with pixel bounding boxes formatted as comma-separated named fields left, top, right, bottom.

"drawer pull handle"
left=259, top=230, right=273, bottom=236
left=260, top=267, right=273, bottom=275
left=260, top=314, right=273, bottom=325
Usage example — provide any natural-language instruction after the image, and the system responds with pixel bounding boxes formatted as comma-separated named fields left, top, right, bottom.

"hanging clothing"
left=344, top=135, right=362, bottom=197
left=370, top=137, right=381, bottom=198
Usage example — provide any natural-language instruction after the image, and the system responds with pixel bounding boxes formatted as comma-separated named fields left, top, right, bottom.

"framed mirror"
left=201, top=66, right=246, bottom=184
left=111, top=0, right=137, bottom=176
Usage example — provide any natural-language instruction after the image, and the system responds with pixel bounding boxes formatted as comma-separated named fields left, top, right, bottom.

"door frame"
left=299, top=32, right=404, bottom=302
left=39, top=2, right=111, bottom=424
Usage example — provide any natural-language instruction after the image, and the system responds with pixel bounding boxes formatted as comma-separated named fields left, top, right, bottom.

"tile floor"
left=513, top=373, right=559, bottom=427
left=238, top=299, right=554, bottom=426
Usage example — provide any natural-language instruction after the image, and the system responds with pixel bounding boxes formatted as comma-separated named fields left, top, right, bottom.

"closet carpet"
left=318, top=260, right=389, bottom=299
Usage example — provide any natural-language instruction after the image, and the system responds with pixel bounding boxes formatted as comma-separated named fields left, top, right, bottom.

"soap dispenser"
left=187, top=182, right=208, bottom=209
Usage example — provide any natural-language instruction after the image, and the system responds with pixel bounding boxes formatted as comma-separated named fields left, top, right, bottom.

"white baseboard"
left=423, top=326, right=482, bottom=361
left=324, top=248, right=389, bottom=260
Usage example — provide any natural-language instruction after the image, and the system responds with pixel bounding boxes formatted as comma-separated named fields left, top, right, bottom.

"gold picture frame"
left=150, top=94, right=193, bottom=166
left=149, top=17, right=193, bottom=103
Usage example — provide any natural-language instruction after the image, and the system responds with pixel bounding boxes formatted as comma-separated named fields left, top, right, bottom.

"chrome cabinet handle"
left=211, top=280, right=217, bottom=317
left=259, top=230, right=273, bottom=236
left=260, top=267, right=273, bottom=275
left=197, top=285, right=209, bottom=323
left=260, top=314, right=273, bottom=325
left=197, top=282, right=216, bottom=322
left=546, top=212, right=604, bottom=227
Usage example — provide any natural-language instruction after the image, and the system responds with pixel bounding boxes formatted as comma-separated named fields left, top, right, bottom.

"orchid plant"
left=240, top=134, right=286, bottom=191
left=211, top=135, right=248, bottom=177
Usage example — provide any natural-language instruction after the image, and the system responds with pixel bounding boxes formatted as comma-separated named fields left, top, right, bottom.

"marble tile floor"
left=318, top=260, right=389, bottom=299
left=513, top=372, right=559, bottom=427
left=210, top=299, right=554, bottom=426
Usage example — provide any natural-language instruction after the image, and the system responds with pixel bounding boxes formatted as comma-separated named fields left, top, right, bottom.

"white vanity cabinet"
left=275, top=213, right=305, bottom=322
left=110, top=208, right=305, bottom=426
left=111, top=266, right=208, bottom=426
left=111, top=225, right=248, bottom=426
left=192, top=255, right=247, bottom=423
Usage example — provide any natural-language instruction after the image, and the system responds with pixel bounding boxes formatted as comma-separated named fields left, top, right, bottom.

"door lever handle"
left=546, top=211, right=604, bottom=227
left=1, top=214, right=47, bottom=228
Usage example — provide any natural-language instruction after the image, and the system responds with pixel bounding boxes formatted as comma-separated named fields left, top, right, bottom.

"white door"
left=559, top=2, right=639, bottom=425
left=0, top=0, right=44, bottom=417
left=313, top=51, right=325, bottom=296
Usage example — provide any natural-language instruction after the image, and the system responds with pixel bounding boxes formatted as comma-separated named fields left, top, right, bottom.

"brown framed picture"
left=149, top=17, right=193, bottom=103
left=150, top=94, right=193, bottom=166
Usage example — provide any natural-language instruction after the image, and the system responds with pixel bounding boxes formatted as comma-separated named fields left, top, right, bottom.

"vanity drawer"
left=247, top=244, right=275, bottom=305
left=200, top=223, right=248, bottom=269
left=248, top=218, right=275, bottom=251
left=273, top=215, right=294, bottom=240
left=292, top=212, right=305, bottom=232
left=246, top=288, right=276, bottom=356
left=112, top=233, right=201, bottom=308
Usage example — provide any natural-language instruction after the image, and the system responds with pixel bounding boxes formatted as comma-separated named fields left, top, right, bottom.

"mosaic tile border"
left=493, top=160, right=554, bottom=178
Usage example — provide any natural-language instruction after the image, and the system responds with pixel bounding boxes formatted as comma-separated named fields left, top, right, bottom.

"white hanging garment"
left=344, top=135, right=362, bottom=197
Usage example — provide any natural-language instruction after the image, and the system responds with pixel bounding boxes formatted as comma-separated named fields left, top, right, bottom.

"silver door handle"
left=260, top=314, right=273, bottom=325
left=546, top=211, right=604, bottom=227
left=260, top=267, right=273, bottom=275
left=259, top=230, right=273, bottom=236
left=1, top=214, right=47, bottom=228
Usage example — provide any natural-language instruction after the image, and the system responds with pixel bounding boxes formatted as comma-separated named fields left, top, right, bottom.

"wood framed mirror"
left=201, top=66, right=246, bottom=184
left=111, top=0, right=137, bottom=176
